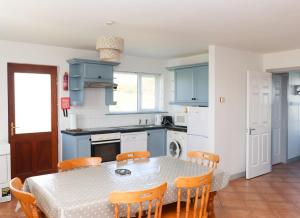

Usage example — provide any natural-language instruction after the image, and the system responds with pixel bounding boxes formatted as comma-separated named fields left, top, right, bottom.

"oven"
left=90, top=132, right=121, bottom=162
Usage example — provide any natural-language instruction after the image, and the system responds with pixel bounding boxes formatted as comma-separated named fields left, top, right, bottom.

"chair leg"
left=207, top=191, right=217, bottom=218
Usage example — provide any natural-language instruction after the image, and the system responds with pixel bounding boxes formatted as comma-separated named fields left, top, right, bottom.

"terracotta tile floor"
left=2, top=161, right=300, bottom=218
left=214, top=160, right=300, bottom=218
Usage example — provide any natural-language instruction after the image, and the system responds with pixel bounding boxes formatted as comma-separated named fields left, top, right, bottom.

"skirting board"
left=229, top=171, right=246, bottom=181
left=287, top=155, right=300, bottom=164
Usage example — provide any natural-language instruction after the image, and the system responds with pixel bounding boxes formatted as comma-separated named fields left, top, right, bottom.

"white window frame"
left=109, top=71, right=161, bottom=113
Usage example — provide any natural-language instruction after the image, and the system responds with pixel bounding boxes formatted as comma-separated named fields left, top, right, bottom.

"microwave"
left=174, top=113, right=187, bottom=127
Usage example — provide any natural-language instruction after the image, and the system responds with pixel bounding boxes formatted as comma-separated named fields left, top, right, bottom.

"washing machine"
left=166, top=130, right=187, bottom=160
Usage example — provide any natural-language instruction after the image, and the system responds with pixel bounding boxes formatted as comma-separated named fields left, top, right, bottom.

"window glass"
left=141, top=75, right=156, bottom=110
left=14, top=73, right=51, bottom=133
left=109, top=72, right=138, bottom=112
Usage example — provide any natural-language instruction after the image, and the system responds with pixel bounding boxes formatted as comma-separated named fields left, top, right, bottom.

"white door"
left=187, top=135, right=209, bottom=152
left=246, top=71, right=272, bottom=179
left=271, top=75, right=282, bottom=165
left=187, top=107, right=208, bottom=137
left=121, top=132, right=147, bottom=153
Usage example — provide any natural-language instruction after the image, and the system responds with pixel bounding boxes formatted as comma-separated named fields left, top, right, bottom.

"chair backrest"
left=57, top=157, right=102, bottom=172
left=175, top=170, right=213, bottom=218
left=188, top=151, right=220, bottom=169
left=109, top=182, right=167, bottom=218
left=9, top=177, right=40, bottom=218
left=116, top=151, right=151, bottom=162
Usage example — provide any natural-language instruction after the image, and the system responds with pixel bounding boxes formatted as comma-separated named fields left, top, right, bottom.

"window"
left=109, top=72, right=160, bottom=113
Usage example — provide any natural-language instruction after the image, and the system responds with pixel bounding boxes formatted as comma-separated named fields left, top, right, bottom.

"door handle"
left=249, top=128, right=256, bottom=135
left=10, top=122, right=19, bottom=136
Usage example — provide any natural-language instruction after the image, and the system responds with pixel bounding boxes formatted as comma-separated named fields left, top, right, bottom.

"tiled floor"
left=2, top=161, right=300, bottom=218
left=214, top=160, right=300, bottom=218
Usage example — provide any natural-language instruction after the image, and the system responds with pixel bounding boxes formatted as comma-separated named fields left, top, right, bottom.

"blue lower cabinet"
left=147, top=129, right=166, bottom=157
left=62, top=134, right=91, bottom=160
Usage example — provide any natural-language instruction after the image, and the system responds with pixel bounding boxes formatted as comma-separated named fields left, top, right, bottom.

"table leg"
left=207, top=191, right=217, bottom=218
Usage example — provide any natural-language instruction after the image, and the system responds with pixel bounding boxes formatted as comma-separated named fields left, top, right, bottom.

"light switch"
left=219, top=97, right=225, bottom=103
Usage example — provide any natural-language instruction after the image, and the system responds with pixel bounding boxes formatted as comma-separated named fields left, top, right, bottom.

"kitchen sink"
left=119, top=125, right=158, bottom=130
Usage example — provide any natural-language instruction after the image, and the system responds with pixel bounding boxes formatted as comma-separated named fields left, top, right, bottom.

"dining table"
left=23, top=156, right=229, bottom=218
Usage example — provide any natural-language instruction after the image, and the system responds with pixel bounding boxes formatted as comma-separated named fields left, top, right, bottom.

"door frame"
left=7, top=63, right=58, bottom=179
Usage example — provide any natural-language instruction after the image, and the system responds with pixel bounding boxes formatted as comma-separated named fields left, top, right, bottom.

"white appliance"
left=0, top=141, right=11, bottom=202
left=187, top=107, right=209, bottom=152
left=155, top=114, right=163, bottom=125
left=121, top=132, right=147, bottom=153
left=167, top=130, right=187, bottom=160
left=174, top=112, right=187, bottom=127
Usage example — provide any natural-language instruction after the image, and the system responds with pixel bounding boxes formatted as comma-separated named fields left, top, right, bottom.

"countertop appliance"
left=187, top=107, right=209, bottom=152
left=167, top=130, right=187, bottom=160
left=161, top=116, right=173, bottom=127
left=155, top=114, right=163, bottom=125
left=174, top=112, right=187, bottom=127
left=0, top=141, right=11, bottom=202
left=121, top=132, right=147, bottom=153
left=90, top=132, right=120, bottom=162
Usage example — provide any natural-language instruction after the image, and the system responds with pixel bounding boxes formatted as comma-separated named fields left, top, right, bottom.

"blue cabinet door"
left=193, top=65, right=208, bottom=104
left=77, top=135, right=91, bottom=157
left=83, top=63, right=113, bottom=81
left=62, top=134, right=91, bottom=160
left=147, top=129, right=166, bottom=157
left=175, top=67, right=194, bottom=102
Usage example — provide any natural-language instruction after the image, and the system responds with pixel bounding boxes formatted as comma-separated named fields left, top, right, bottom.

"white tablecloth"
left=24, top=157, right=229, bottom=218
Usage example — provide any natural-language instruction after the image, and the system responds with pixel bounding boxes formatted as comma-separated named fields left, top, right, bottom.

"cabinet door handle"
left=98, top=76, right=102, bottom=79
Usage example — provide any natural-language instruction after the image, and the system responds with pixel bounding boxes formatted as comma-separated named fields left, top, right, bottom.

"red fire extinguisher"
left=63, top=72, right=68, bottom=91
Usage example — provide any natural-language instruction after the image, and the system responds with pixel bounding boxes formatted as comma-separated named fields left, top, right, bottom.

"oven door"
left=91, top=140, right=120, bottom=162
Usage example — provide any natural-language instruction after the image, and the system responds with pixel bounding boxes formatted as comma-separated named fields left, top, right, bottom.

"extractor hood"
left=84, top=81, right=117, bottom=88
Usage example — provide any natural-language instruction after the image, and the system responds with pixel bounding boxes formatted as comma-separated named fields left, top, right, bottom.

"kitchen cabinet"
left=67, top=59, right=119, bottom=106
left=121, top=132, right=147, bottom=153
left=62, top=134, right=91, bottom=160
left=169, top=63, right=208, bottom=106
left=175, top=67, right=194, bottom=102
left=147, top=129, right=166, bottom=157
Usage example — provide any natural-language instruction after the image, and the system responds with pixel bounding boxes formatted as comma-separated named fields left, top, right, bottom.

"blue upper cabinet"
left=168, top=63, right=208, bottom=106
left=175, top=67, right=194, bottom=102
left=67, top=59, right=119, bottom=106
left=193, top=65, right=208, bottom=104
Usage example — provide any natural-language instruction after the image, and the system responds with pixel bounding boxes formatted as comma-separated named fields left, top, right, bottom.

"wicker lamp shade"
left=96, top=36, right=124, bottom=62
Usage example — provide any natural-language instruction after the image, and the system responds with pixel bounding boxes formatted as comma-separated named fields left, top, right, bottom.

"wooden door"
left=8, top=63, right=58, bottom=181
left=246, top=71, right=272, bottom=179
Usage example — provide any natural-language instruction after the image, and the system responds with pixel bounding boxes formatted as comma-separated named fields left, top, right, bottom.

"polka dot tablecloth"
left=24, top=157, right=230, bottom=218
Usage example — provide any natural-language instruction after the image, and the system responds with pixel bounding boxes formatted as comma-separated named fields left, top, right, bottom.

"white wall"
left=0, top=40, right=166, bottom=160
left=209, top=45, right=263, bottom=176
left=263, top=49, right=300, bottom=71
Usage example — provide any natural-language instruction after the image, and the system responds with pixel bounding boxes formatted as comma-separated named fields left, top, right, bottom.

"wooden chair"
left=116, top=151, right=151, bottom=162
left=9, top=177, right=41, bottom=218
left=188, top=151, right=220, bottom=169
left=109, top=182, right=167, bottom=218
left=57, top=157, right=102, bottom=172
left=163, top=170, right=213, bottom=218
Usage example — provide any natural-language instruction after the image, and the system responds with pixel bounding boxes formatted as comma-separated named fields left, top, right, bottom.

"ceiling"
left=1, top=0, right=300, bottom=58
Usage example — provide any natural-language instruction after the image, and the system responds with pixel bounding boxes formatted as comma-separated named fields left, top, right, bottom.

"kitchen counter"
left=61, top=125, right=187, bottom=136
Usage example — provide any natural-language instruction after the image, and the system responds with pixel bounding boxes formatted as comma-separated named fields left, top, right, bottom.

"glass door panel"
left=14, top=73, right=51, bottom=134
